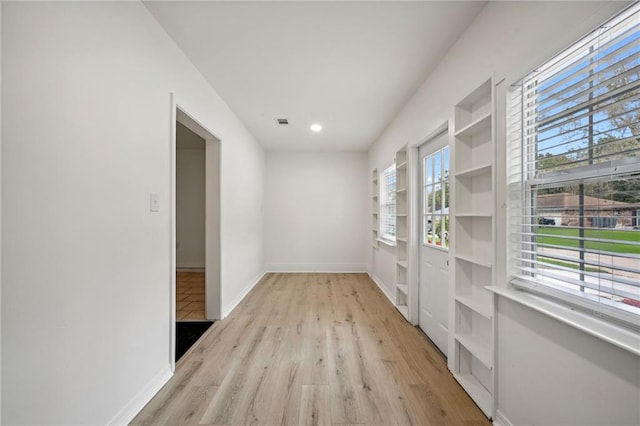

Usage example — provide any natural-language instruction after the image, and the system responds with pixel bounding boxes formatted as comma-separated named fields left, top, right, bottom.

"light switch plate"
left=150, top=193, right=160, bottom=212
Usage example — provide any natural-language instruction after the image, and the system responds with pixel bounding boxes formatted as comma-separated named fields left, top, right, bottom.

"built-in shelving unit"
left=372, top=168, right=379, bottom=248
left=395, top=145, right=410, bottom=320
left=450, top=78, right=495, bottom=419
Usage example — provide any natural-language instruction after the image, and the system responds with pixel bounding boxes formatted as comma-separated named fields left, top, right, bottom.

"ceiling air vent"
left=276, top=118, right=289, bottom=126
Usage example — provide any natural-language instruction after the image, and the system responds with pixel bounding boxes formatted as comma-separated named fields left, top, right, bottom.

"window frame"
left=508, top=3, right=640, bottom=330
left=379, top=162, right=397, bottom=244
left=422, top=146, right=450, bottom=249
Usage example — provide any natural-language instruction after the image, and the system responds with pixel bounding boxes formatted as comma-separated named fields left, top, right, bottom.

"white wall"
left=497, top=297, right=640, bottom=425
left=368, top=1, right=639, bottom=424
left=0, top=2, right=3, bottom=419
left=264, top=151, right=368, bottom=272
left=176, top=123, right=206, bottom=269
left=1, top=2, right=264, bottom=424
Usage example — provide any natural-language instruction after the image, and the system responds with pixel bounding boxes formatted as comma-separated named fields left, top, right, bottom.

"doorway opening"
left=176, top=121, right=206, bottom=321
left=172, top=105, right=221, bottom=365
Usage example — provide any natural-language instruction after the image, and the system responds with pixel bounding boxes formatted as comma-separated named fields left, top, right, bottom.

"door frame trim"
left=170, top=93, right=222, bottom=372
left=410, top=121, right=449, bottom=329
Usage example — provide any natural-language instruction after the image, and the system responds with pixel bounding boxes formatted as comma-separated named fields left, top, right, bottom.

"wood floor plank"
left=198, top=326, right=268, bottom=424
left=162, top=385, right=218, bottom=426
left=131, top=273, right=490, bottom=426
left=301, top=333, right=330, bottom=385
left=299, top=385, right=331, bottom=426
left=263, top=360, right=302, bottom=425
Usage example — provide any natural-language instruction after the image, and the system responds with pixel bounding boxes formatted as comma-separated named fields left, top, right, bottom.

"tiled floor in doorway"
left=176, top=271, right=205, bottom=320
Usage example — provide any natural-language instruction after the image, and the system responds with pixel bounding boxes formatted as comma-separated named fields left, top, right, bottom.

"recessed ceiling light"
left=310, top=123, right=322, bottom=132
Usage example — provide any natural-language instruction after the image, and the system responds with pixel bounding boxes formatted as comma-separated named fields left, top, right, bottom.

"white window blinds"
left=380, top=163, right=396, bottom=242
left=508, top=4, right=640, bottom=327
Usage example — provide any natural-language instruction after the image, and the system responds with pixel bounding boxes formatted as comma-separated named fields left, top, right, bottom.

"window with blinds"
left=508, top=4, right=640, bottom=327
left=380, top=163, right=397, bottom=242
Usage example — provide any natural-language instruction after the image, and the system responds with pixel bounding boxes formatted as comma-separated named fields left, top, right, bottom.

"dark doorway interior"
left=175, top=321, right=213, bottom=361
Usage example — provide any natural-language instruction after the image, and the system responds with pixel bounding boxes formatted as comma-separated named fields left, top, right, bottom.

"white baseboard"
left=176, top=259, right=205, bottom=270
left=367, top=272, right=396, bottom=305
left=108, top=364, right=173, bottom=426
left=265, top=263, right=368, bottom=273
left=176, top=266, right=205, bottom=272
left=493, top=410, right=513, bottom=426
left=222, top=270, right=266, bottom=318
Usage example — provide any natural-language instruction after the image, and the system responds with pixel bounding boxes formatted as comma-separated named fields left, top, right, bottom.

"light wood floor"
left=177, top=271, right=206, bottom=321
left=132, top=273, right=490, bottom=425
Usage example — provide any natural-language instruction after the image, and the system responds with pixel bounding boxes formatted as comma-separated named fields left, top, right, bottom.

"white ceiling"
left=144, top=1, right=486, bottom=151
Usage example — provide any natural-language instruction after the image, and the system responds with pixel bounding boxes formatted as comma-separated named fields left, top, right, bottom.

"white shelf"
left=455, top=295, right=493, bottom=320
left=455, top=162, right=492, bottom=178
left=455, top=253, right=492, bottom=269
left=396, top=304, right=409, bottom=319
left=455, top=212, right=492, bottom=218
left=455, top=113, right=491, bottom=138
left=395, top=145, right=410, bottom=323
left=455, top=333, right=493, bottom=369
left=453, top=372, right=493, bottom=418
left=457, top=78, right=492, bottom=108
left=452, top=78, right=495, bottom=419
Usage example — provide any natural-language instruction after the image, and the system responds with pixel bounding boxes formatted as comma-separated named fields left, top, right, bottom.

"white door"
left=418, top=133, right=450, bottom=356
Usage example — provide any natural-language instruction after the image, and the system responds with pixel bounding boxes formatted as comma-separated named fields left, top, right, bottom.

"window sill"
left=486, top=286, right=640, bottom=357
left=421, top=243, right=449, bottom=253
left=377, top=238, right=396, bottom=248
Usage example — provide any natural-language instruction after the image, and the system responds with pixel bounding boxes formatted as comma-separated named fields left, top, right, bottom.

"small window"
left=423, top=146, right=450, bottom=248
left=508, top=4, right=640, bottom=327
left=379, top=163, right=396, bottom=242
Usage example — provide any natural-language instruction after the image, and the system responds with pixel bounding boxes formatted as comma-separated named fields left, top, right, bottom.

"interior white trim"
left=368, top=272, right=396, bottom=306
left=176, top=263, right=206, bottom=270
left=493, top=410, right=514, bottom=426
left=169, top=94, right=177, bottom=373
left=176, top=267, right=205, bottom=273
left=107, top=365, right=172, bottom=426
left=266, top=263, right=368, bottom=273
left=222, top=270, right=267, bottom=318
left=171, top=93, right=223, bottom=370
left=377, top=238, right=396, bottom=248
left=488, top=286, right=640, bottom=357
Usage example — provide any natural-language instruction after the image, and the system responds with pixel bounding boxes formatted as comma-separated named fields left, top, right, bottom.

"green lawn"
left=536, top=227, right=640, bottom=254
left=538, top=256, right=606, bottom=273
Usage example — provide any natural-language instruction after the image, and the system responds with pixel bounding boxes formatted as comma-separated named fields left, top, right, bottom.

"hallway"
left=132, top=273, right=489, bottom=425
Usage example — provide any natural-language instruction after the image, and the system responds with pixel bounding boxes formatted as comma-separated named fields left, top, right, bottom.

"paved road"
left=536, top=246, right=639, bottom=299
